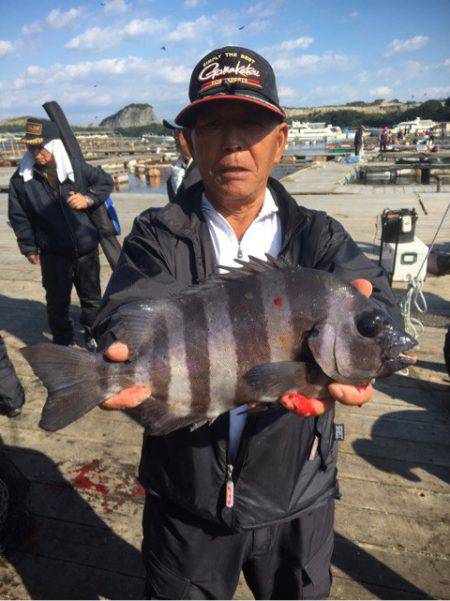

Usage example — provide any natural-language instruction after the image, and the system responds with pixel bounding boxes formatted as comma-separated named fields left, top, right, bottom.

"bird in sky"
left=238, top=25, right=246, bottom=30
left=160, top=46, right=167, bottom=51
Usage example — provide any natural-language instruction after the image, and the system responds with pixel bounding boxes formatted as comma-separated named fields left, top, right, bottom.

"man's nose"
left=221, top=124, right=245, bottom=152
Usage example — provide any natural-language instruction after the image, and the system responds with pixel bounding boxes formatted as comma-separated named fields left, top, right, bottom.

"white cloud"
left=444, top=59, right=450, bottom=68
left=21, top=7, right=83, bottom=35
left=263, top=37, right=313, bottom=54
left=369, top=86, right=393, bottom=96
left=164, top=16, right=210, bottom=42
left=274, top=51, right=351, bottom=73
left=0, top=40, right=14, bottom=58
left=183, top=0, right=203, bottom=7
left=103, top=0, right=130, bottom=14
left=349, top=10, right=359, bottom=18
left=278, top=85, right=298, bottom=104
left=247, top=0, right=285, bottom=18
left=66, top=18, right=168, bottom=52
left=384, top=35, right=429, bottom=57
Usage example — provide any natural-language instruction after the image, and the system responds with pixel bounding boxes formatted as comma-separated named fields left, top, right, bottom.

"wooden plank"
left=337, top=451, right=449, bottom=493
left=335, top=505, right=448, bottom=556
left=337, top=476, right=449, bottom=520
left=332, top=537, right=449, bottom=600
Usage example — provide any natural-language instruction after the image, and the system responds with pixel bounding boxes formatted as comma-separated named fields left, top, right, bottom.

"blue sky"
left=1, top=0, right=449, bottom=124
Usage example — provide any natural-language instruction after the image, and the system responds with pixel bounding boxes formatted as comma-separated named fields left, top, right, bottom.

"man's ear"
left=183, top=127, right=195, bottom=160
left=273, top=122, right=288, bottom=165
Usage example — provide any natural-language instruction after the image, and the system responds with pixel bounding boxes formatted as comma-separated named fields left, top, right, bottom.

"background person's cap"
left=175, top=46, right=286, bottom=126
left=162, top=118, right=183, bottom=131
left=18, top=118, right=59, bottom=145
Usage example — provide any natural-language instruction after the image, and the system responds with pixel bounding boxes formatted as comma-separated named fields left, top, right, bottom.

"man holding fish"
left=24, top=47, right=414, bottom=599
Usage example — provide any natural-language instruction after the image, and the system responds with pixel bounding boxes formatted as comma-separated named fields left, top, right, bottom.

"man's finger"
left=105, top=341, right=130, bottom=362
left=280, top=392, right=334, bottom=416
left=328, top=381, right=373, bottom=406
left=99, top=385, right=151, bottom=410
left=351, top=278, right=373, bottom=298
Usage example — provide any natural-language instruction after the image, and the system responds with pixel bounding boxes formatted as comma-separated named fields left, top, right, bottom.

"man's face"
left=28, top=145, right=54, bottom=166
left=185, top=101, right=287, bottom=206
left=174, top=130, right=192, bottom=161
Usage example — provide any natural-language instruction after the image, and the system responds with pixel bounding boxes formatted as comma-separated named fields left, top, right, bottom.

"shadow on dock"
left=352, top=372, right=450, bottom=485
left=0, top=294, right=84, bottom=346
left=0, top=437, right=144, bottom=599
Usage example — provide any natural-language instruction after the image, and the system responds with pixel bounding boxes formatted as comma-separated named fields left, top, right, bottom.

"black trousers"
left=142, top=496, right=334, bottom=600
left=0, top=335, right=25, bottom=414
left=40, top=249, right=102, bottom=345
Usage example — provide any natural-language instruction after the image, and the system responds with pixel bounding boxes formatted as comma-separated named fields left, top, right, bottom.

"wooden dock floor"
left=0, top=176, right=449, bottom=599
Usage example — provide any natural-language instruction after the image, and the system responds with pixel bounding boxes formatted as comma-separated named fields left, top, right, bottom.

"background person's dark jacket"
left=8, top=158, right=114, bottom=258
left=94, top=177, right=401, bottom=532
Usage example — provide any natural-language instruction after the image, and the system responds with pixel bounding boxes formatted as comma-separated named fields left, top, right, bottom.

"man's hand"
left=99, top=342, right=151, bottom=410
left=280, top=278, right=374, bottom=416
left=67, top=191, right=90, bottom=210
left=26, top=254, right=40, bottom=265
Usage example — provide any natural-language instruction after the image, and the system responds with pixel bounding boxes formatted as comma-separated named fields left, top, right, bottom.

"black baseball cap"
left=175, top=46, right=286, bottom=126
left=18, top=118, right=59, bottom=145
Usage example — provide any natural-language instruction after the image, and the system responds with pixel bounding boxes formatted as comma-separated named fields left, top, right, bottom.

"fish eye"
left=356, top=311, right=384, bottom=338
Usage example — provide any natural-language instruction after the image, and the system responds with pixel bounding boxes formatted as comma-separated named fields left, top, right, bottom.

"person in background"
left=379, top=126, right=389, bottom=152
left=8, top=118, right=114, bottom=349
left=354, top=125, right=364, bottom=156
left=0, top=335, right=25, bottom=418
left=94, top=46, right=400, bottom=599
left=162, top=119, right=201, bottom=202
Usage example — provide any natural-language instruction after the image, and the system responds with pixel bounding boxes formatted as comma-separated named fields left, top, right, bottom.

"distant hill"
left=283, top=100, right=420, bottom=120
left=99, top=103, right=158, bottom=128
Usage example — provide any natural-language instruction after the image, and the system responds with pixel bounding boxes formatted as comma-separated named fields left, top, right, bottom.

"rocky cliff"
left=99, top=103, right=158, bottom=128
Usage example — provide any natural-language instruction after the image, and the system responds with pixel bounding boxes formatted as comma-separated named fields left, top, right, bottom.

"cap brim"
left=162, top=119, right=182, bottom=130
left=175, top=94, right=286, bottom=126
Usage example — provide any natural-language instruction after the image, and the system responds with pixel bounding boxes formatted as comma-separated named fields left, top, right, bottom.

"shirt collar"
left=201, top=188, right=278, bottom=221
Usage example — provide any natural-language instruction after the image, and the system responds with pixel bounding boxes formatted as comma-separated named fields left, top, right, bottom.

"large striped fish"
left=22, top=256, right=415, bottom=434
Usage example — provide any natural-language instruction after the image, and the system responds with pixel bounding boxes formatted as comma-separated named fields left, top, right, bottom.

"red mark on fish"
left=280, top=392, right=321, bottom=416
left=273, top=296, right=282, bottom=307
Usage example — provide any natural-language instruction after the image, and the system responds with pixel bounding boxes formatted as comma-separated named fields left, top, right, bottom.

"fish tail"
left=21, top=343, right=112, bottom=432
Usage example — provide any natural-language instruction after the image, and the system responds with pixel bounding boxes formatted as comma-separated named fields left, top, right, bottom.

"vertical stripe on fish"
left=204, top=285, right=239, bottom=412
left=149, top=309, right=171, bottom=404
left=181, top=296, right=211, bottom=414
left=226, top=275, right=271, bottom=399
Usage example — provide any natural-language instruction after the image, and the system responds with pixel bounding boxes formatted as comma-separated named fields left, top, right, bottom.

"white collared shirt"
left=201, top=188, right=282, bottom=462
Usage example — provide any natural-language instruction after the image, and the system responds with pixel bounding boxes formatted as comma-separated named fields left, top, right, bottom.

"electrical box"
left=380, top=237, right=428, bottom=282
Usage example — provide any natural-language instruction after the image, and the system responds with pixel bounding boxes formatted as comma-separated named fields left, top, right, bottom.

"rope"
left=399, top=201, right=450, bottom=341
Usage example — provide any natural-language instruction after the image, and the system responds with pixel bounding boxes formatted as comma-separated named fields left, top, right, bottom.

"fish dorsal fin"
left=216, top=254, right=287, bottom=282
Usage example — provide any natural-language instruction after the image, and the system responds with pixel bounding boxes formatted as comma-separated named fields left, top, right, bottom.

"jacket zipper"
left=237, top=242, right=243, bottom=259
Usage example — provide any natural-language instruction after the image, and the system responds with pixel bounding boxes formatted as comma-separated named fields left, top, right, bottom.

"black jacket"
left=95, top=178, right=401, bottom=531
left=8, top=158, right=114, bottom=258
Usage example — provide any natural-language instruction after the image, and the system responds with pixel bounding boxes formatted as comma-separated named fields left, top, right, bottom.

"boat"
left=392, top=117, right=436, bottom=134
left=287, top=121, right=354, bottom=142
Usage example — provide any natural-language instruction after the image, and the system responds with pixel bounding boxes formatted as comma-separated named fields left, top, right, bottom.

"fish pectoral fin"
left=244, top=361, right=331, bottom=399
left=133, top=399, right=205, bottom=436
left=112, top=303, right=161, bottom=355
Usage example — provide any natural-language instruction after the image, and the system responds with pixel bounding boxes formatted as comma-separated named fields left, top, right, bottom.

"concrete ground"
left=0, top=167, right=449, bottom=599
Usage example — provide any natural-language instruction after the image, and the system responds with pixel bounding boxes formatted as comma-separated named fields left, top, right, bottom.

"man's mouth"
left=217, top=166, right=251, bottom=175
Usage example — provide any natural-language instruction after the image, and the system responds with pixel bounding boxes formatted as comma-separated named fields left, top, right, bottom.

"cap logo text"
left=198, top=61, right=260, bottom=82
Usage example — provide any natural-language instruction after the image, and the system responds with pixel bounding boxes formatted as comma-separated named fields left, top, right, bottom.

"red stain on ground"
left=73, top=460, right=109, bottom=495
left=273, top=296, right=283, bottom=306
